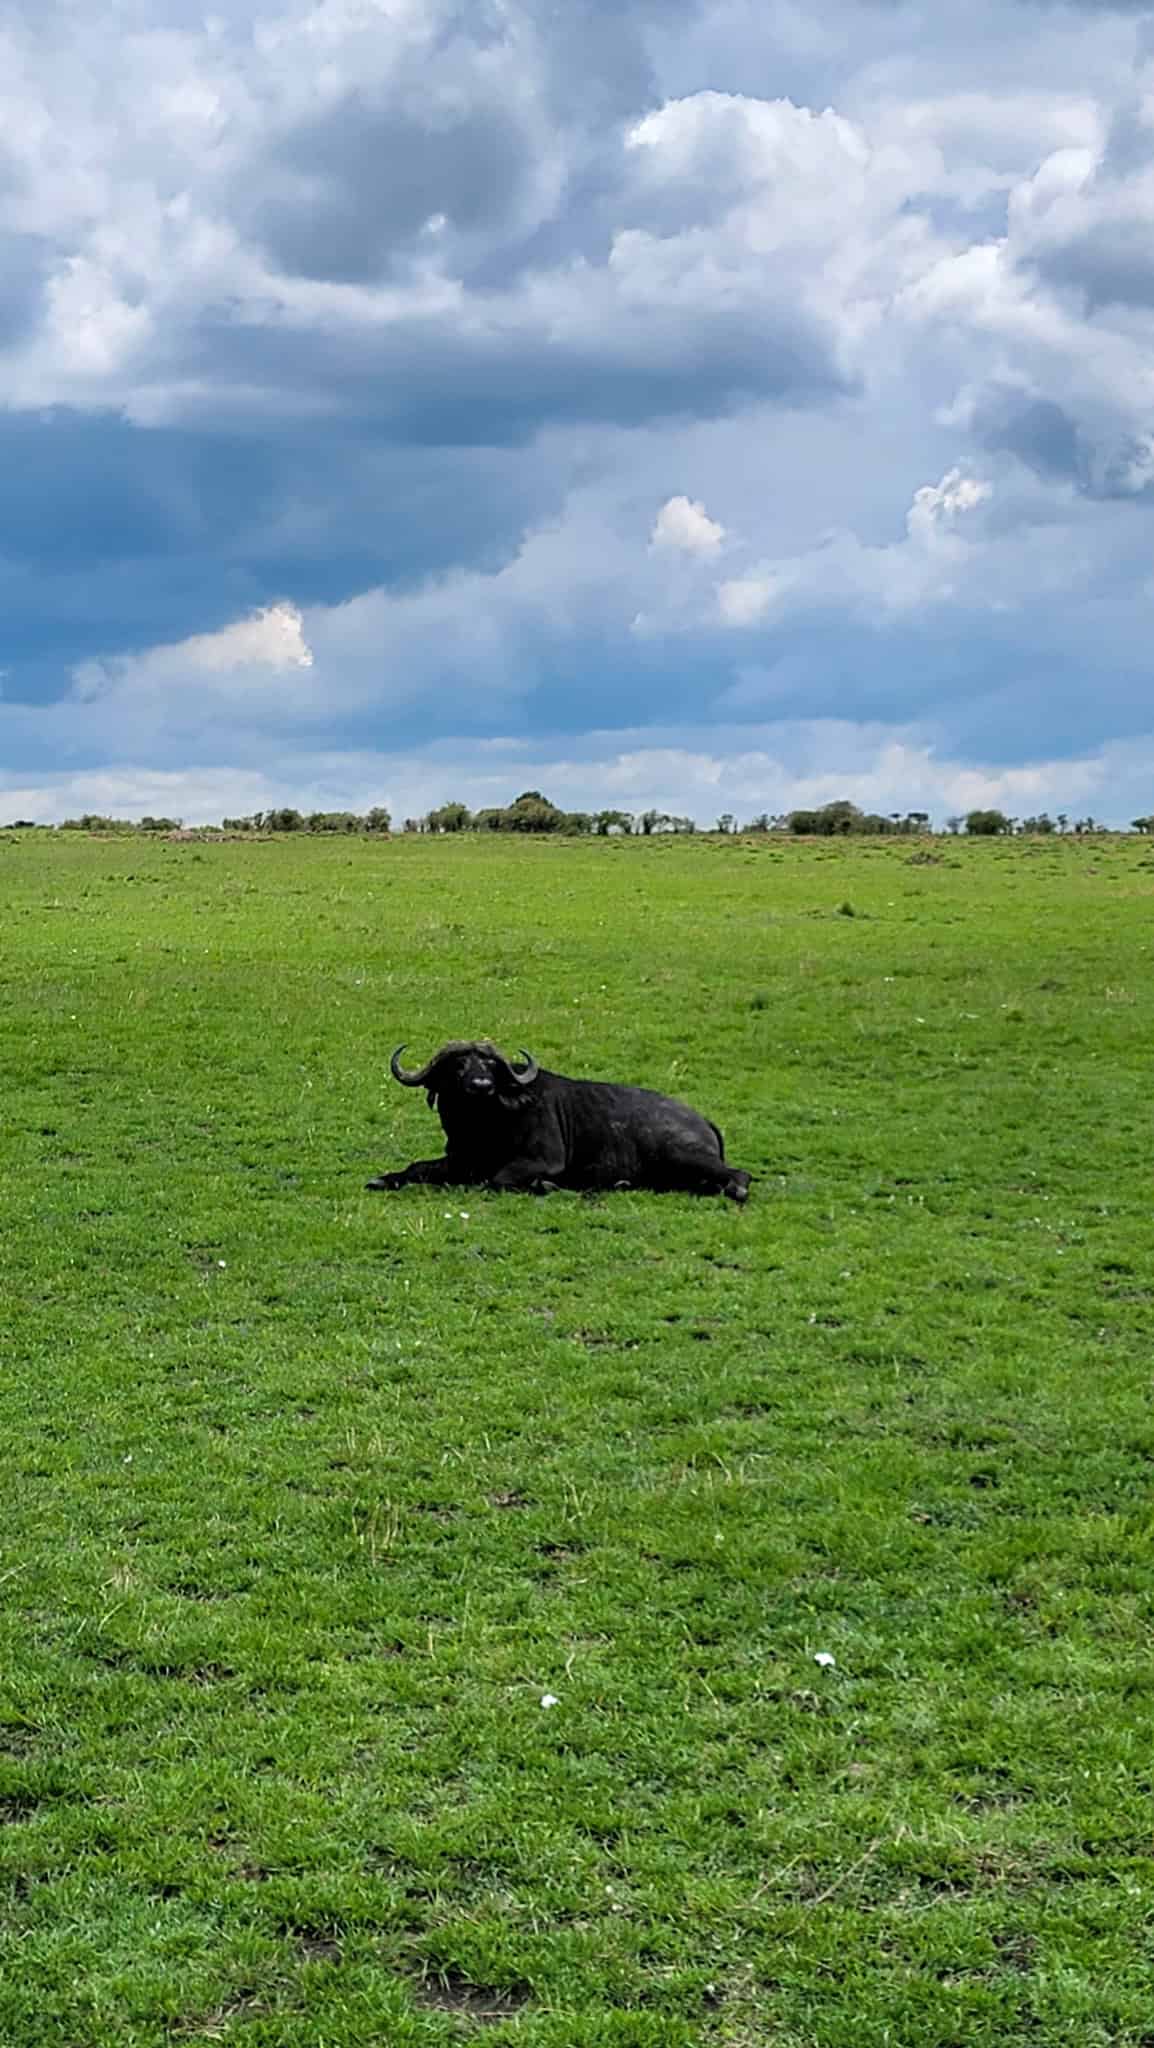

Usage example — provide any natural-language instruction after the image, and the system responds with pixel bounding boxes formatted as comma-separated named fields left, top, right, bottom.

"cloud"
left=0, top=0, right=1153, bottom=820
left=651, top=494, right=725, bottom=554
left=906, top=466, right=994, bottom=545
left=73, top=602, right=313, bottom=703
left=717, top=568, right=796, bottom=626
left=4, top=723, right=1149, bottom=829
left=714, top=468, right=995, bottom=627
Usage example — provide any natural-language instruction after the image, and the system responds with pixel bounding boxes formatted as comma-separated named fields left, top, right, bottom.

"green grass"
left=2, top=828, right=1152, bottom=2046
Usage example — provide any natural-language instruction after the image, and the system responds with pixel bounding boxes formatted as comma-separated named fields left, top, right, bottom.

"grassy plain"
left=1, top=827, right=1152, bottom=2047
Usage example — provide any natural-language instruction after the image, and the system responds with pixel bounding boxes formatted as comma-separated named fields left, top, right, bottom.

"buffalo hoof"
left=366, top=1172, right=405, bottom=1191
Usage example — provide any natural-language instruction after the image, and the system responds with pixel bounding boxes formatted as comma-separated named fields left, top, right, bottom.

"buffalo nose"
left=468, top=1075, right=494, bottom=1093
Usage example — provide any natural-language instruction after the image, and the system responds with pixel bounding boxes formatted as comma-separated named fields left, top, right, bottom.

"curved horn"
left=391, top=1044, right=436, bottom=1086
left=510, top=1048, right=538, bottom=1086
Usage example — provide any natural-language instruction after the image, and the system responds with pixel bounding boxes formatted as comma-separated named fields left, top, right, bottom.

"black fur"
left=369, top=1041, right=751, bottom=1202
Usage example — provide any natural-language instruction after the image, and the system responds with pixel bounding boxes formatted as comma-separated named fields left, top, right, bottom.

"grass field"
left=2, top=828, right=1152, bottom=2047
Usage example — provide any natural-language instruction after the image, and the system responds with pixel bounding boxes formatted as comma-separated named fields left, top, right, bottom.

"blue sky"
left=3, top=0, right=1154, bottom=824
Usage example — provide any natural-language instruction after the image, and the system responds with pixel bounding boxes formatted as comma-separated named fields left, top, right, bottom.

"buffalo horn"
left=390, top=1044, right=435, bottom=1086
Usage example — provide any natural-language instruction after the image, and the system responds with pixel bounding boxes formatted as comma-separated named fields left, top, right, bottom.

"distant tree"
left=402, top=817, right=423, bottom=833
left=504, top=791, right=566, bottom=832
left=1056, top=813, right=1069, bottom=834
left=821, top=800, right=864, bottom=834
left=670, top=815, right=697, bottom=834
left=1074, top=816, right=1100, bottom=835
left=1132, top=815, right=1154, bottom=834
left=715, top=813, right=736, bottom=834
left=964, top=808, right=1012, bottom=836
left=593, top=809, right=634, bottom=835
left=426, top=801, right=471, bottom=833
left=472, top=807, right=508, bottom=832
left=307, top=810, right=362, bottom=833
left=61, top=814, right=119, bottom=832
left=1020, top=813, right=1056, bottom=835
left=639, top=808, right=661, bottom=836
left=745, top=813, right=773, bottom=833
left=364, top=807, right=391, bottom=834
left=561, top=811, right=593, bottom=835
left=945, top=815, right=963, bottom=835
left=139, top=816, right=181, bottom=832
left=264, top=807, right=304, bottom=832
left=906, top=811, right=930, bottom=832
left=787, top=800, right=866, bottom=835
left=222, top=814, right=258, bottom=831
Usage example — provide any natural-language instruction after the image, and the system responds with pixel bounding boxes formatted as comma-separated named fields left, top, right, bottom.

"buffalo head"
left=390, top=1039, right=538, bottom=1108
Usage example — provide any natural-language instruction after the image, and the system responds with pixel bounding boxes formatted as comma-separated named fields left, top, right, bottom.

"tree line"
left=8, top=795, right=1154, bottom=836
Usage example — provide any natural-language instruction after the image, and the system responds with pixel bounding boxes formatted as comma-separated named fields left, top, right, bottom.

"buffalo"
left=367, top=1039, right=751, bottom=1202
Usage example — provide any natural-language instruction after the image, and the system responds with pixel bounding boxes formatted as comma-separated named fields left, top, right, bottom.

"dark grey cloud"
left=241, top=0, right=709, bottom=290
left=965, top=383, right=1154, bottom=504
left=1027, top=213, right=1154, bottom=310
left=1010, top=86, right=1154, bottom=310
left=182, top=292, right=849, bottom=446
left=0, top=232, right=47, bottom=348
left=970, top=385, right=1088, bottom=484
left=0, top=408, right=552, bottom=696
left=250, top=90, right=538, bottom=285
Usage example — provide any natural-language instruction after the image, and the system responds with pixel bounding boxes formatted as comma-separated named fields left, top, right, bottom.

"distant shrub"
left=306, top=811, right=363, bottom=834
left=786, top=801, right=923, bottom=836
left=426, top=802, right=471, bottom=833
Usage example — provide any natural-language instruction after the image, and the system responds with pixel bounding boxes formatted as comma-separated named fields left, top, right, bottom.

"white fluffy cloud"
left=74, top=603, right=313, bottom=699
left=651, top=494, right=726, bottom=554
left=713, top=468, right=996, bottom=628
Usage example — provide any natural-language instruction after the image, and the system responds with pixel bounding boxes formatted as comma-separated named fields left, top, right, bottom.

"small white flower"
left=540, top=1693, right=560, bottom=1709
left=459, top=1211, right=470, bottom=1221
left=813, top=1651, right=836, bottom=1670
left=217, top=1259, right=227, bottom=1268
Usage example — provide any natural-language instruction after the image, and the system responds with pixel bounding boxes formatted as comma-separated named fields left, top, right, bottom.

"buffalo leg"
left=489, top=1159, right=567, bottom=1195
left=674, top=1158, right=751, bottom=1203
left=365, top=1157, right=460, bottom=1191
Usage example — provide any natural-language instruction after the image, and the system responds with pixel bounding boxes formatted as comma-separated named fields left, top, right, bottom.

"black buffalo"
left=367, top=1039, right=751, bottom=1202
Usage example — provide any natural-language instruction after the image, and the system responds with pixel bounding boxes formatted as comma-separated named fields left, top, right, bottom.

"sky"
left=3, top=0, right=1154, bottom=826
